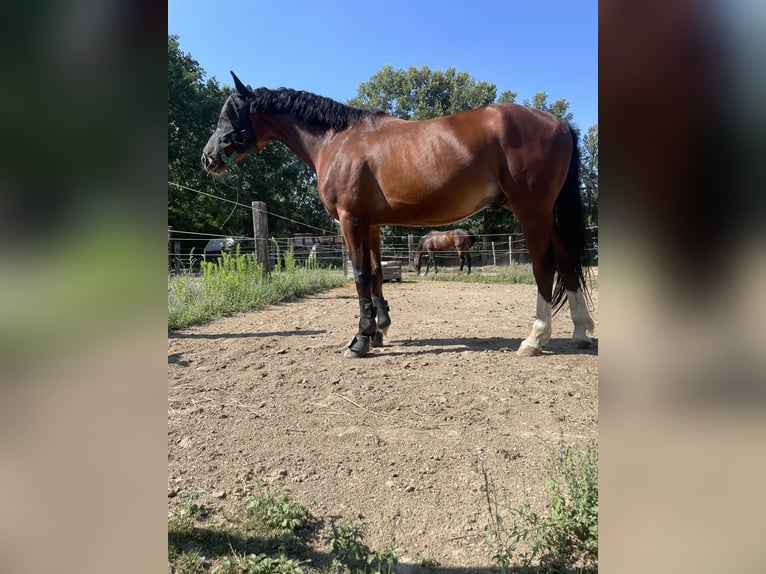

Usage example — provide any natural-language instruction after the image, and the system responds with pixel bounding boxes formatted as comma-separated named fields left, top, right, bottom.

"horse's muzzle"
left=201, top=153, right=225, bottom=175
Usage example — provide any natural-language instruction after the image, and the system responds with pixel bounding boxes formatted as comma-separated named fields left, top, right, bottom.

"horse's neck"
left=257, top=113, right=328, bottom=171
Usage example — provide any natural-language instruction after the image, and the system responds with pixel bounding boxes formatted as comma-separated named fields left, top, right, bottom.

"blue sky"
left=169, top=0, right=597, bottom=131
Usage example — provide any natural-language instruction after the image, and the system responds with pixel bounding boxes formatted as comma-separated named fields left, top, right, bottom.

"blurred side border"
left=0, top=2, right=168, bottom=574
left=600, top=0, right=766, bottom=572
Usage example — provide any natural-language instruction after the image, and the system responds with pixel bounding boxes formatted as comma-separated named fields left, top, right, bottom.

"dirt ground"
left=167, top=276, right=598, bottom=571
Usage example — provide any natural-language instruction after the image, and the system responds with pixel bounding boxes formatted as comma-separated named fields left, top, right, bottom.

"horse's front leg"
left=368, top=226, right=391, bottom=347
left=466, top=252, right=472, bottom=274
left=340, top=214, right=376, bottom=358
left=458, top=251, right=465, bottom=273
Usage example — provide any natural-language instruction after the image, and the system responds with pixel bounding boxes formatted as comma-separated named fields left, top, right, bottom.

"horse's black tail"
left=551, top=126, right=591, bottom=313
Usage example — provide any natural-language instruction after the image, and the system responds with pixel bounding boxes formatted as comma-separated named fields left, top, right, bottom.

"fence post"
left=167, top=226, right=172, bottom=273
left=173, top=240, right=181, bottom=274
left=491, top=241, right=496, bottom=267
left=342, top=240, right=348, bottom=278
left=408, top=234, right=414, bottom=270
left=508, top=235, right=512, bottom=266
left=252, top=201, right=271, bottom=274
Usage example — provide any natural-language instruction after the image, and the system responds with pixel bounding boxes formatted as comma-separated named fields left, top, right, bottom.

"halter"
left=218, top=127, right=252, bottom=166
left=217, top=96, right=255, bottom=166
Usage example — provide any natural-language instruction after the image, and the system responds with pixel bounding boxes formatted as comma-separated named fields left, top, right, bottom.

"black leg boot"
left=345, top=298, right=376, bottom=357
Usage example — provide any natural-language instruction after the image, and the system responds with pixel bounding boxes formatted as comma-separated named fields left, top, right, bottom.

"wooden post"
left=408, top=234, right=414, bottom=270
left=491, top=241, right=496, bottom=267
left=252, top=201, right=270, bottom=274
left=508, top=235, right=513, bottom=266
left=342, top=240, right=348, bottom=278
left=173, top=240, right=181, bottom=274
left=167, top=226, right=172, bottom=273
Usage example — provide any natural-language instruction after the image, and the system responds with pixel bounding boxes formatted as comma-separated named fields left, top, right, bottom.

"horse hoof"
left=516, top=343, right=543, bottom=357
left=344, top=348, right=368, bottom=358
left=345, top=335, right=370, bottom=358
left=570, top=339, right=592, bottom=349
left=371, top=330, right=384, bottom=347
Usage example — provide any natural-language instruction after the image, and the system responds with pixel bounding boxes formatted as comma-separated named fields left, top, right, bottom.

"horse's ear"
left=231, top=71, right=251, bottom=96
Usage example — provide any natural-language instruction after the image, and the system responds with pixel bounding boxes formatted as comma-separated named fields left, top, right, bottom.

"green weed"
left=175, top=550, right=206, bottom=574
left=418, top=554, right=439, bottom=572
left=168, top=490, right=211, bottom=536
left=328, top=518, right=398, bottom=574
left=211, top=552, right=309, bottom=574
left=245, top=491, right=312, bottom=535
left=483, top=439, right=598, bottom=573
left=168, top=249, right=346, bottom=330
left=169, top=488, right=315, bottom=574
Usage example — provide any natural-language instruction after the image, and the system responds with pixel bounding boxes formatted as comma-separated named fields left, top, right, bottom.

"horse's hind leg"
left=466, top=252, right=472, bottom=274
left=458, top=250, right=465, bottom=273
left=517, top=218, right=556, bottom=356
left=369, top=227, right=391, bottom=346
left=551, top=233, right=595, bottom=348
left=566, top=289, right=594, bottom=348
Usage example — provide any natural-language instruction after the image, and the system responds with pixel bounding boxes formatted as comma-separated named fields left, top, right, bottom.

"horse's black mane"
left=249, top=88, right=382, bottom=131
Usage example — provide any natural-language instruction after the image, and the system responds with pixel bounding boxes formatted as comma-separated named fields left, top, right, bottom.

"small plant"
left=169, top=489, right=315, bottom=574
left=212, top=552, right=309, bottom=574
left=175, top=550, right=206, bottom=574
left=168, top=490, right=211, bottom=536
left=418, top=554, right=439, bottom=572
left=245, top=491, right=312, bottom=534
left=328, top=518, right=398, bottom=574
left=483, top=438, right=598, bottom=573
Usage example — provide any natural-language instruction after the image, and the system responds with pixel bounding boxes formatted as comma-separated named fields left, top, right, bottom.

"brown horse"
left=202, top=72, right=594, bottom=358
left=414, top=229, right=476, bottom=276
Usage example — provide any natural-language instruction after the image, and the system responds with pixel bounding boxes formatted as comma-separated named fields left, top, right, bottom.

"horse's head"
left=413, top=253, right=422, bottom=275
left=201, top=72, right=260, bottom=175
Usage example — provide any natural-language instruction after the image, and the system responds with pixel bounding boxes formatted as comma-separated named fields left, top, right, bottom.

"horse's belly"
left=376, top=180, right=502, bottom=226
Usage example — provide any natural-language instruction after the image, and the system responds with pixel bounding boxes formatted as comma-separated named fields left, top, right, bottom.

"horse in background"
left=202, top=72, right=594, bottom=357
left=414, top=229, right=477, bottom=276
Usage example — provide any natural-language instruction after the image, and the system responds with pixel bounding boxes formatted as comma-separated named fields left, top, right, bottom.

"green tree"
left=348, top=64, right=496, bottom=120
left=523, top=91, right=575, bottom=123
left=168, top=35, right=336, bottom=247
left=168, top=35, right=227, bottom=235
left=497, top=89, right=518, bottom=103
left=580, top=124, right=598, bottom=226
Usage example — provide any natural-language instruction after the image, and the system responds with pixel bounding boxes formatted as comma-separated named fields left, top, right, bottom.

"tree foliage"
left=168, top=35, right=335, bottom=249
left=523, top=92, right=575, bottom=124
left=580, top=124, right=598, bottom=226
left=348, top=64, right=497, bottom=120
